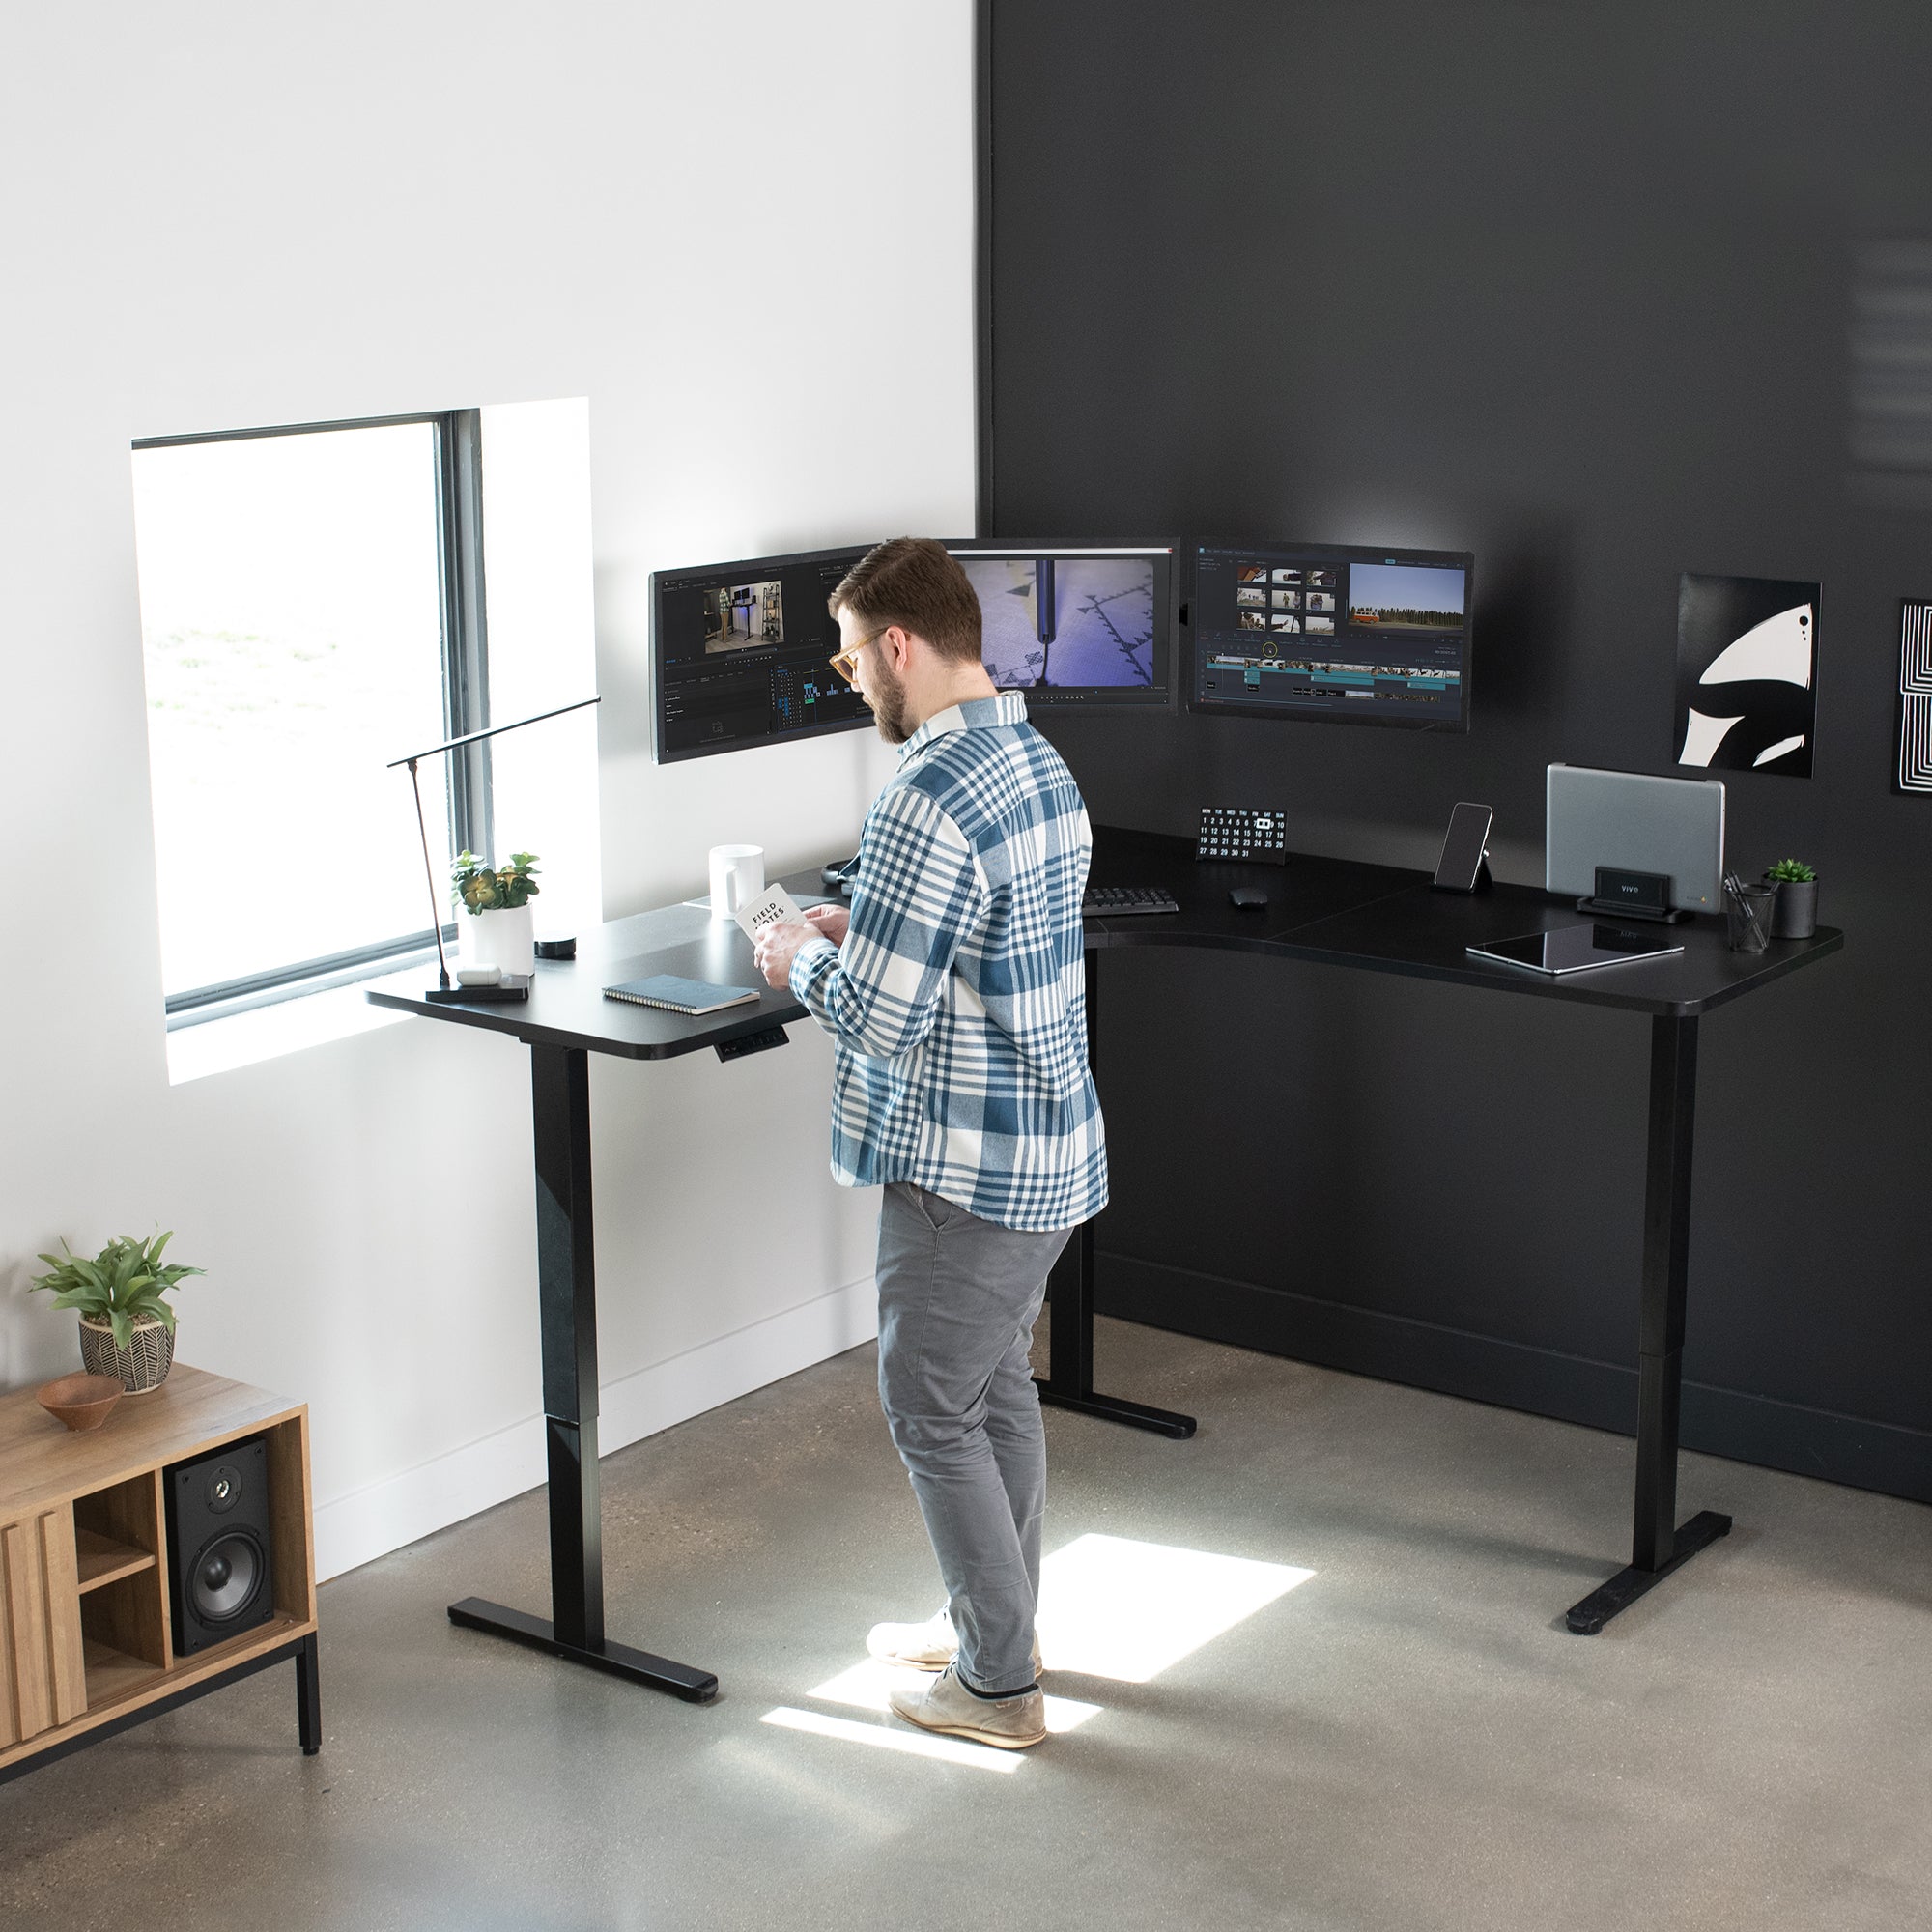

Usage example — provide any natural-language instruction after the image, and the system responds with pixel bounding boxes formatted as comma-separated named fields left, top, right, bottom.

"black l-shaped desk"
left=369, top=824, right=1841, bottom=1700
left=1052, top=826, right=1842, bottom=1634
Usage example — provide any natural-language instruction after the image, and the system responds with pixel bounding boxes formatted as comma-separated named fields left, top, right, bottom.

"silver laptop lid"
left=1545, top=765, right=1726, bottom=910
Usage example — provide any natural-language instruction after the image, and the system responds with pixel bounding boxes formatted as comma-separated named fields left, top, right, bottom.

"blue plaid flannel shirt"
left=790, top=693, right=1108, bottom=1232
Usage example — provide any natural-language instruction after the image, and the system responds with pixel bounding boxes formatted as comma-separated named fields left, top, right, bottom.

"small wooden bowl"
left=38, top=1373, right=125, bottom=1433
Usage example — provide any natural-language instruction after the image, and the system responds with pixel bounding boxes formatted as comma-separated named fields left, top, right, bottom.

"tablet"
left=1466, top=923, right=1685, bottom=977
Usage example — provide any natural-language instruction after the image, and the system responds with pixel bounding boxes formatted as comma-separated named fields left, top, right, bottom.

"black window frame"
left=133, top=409, right=493, bottom=1026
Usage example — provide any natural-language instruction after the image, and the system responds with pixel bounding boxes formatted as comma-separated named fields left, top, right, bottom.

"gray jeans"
left=874, top=1181, right=1073, bottom=1693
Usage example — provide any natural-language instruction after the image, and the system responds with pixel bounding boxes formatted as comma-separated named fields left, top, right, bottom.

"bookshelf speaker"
left=166, top=1435, right=275, bottom=1655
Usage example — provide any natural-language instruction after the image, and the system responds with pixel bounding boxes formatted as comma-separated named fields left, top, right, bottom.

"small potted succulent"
left=1763, top=858, right=1818, bottom=940
left=453, top=849, right=540, bottom=977
left=29, top=1232, right=204, bottom=1394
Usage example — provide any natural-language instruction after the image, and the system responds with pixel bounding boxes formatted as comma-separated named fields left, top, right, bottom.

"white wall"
left=0, top=2, right=974, bottom=1576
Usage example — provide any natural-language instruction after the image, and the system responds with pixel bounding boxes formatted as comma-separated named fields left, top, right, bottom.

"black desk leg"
left=1033, top=951, right=1197, bottom=1439
left=447, top=1043, right=719, bottom=1702
left=1566, top=1015, right=1732, bottom=1634
left=295, top=1631, right=322, bottom=1753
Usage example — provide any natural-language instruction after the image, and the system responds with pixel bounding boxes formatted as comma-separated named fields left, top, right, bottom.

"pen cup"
left=1723, top=881, right=1776, bottom=952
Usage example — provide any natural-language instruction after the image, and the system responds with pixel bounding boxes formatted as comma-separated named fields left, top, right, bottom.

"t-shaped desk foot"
left=1036, top=1221, right=1197, bottom=1439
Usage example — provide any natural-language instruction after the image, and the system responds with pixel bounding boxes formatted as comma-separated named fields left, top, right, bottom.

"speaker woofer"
left=190, top=1529, right=264, bottom=1623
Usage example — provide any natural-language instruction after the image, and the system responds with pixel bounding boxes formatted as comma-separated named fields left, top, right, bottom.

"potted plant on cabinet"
left=1764, top=858, right=1818, bottom=939
left=453, top=849, right=540, bottom=977
left=29, top=1231, right=204, bottom=1394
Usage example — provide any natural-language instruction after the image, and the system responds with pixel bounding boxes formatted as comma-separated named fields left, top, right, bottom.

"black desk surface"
left=365, top=899, right=808, bottom=1059
left=367, top=830, right=1842, bottom=1048
left=1085, top=826, right=1842, bottom=1017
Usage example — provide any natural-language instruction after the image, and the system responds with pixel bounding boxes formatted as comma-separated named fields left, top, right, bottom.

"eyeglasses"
left=828, top=627, right=888, bottom=686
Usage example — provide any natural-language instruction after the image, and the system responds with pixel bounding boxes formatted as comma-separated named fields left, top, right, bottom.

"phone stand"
left=1431, top=802, right=1494, bottom=894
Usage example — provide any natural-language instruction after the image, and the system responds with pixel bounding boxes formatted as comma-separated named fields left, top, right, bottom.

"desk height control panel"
left=1197, top=807, right=1289, bottom=865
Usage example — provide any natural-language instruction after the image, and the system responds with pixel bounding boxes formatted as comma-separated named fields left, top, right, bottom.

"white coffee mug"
left=709, top=843, right=765, bottom=921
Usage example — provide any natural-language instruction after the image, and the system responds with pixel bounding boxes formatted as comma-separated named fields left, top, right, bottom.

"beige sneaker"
left=867, top=1608, right=1043, bottom=1676
left=888, top=1661, right=1047, bottom=1749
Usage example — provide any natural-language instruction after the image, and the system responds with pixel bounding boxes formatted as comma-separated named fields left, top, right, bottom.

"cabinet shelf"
left=81, top=1636, right=165, bottom=1711
left=74, top=1528, right=156, bottom=1594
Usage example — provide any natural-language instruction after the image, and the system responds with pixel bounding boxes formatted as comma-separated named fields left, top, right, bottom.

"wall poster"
left=1675, top=573, right=1819, bottom=778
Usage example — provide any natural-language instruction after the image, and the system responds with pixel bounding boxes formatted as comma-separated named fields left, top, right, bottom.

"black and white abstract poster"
left=1896, top=601, right=1932, bottom=793
left=1675, top=573, right=1819, bottom=778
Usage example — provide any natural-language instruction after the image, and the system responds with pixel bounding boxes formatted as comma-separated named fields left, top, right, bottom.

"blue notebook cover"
left=602, top=973, right=761, bottom=1015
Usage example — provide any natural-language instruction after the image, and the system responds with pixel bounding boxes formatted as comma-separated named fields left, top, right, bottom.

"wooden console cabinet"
left=0, top=1364, right=319, bottom=1783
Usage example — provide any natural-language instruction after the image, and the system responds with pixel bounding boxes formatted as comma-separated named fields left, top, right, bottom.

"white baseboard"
left=313, top=1273, right=879, bottom=1582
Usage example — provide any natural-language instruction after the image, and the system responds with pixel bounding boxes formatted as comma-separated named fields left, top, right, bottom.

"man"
left=753, top=537, right=1105, bottom=1751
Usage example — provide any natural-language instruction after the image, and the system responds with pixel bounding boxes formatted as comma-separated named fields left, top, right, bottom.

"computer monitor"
left=948, top=541, right=1177, bottom=709
left=651, top=545, right=873, bottom=762
left=1190, top=540, right=1473, bottom=731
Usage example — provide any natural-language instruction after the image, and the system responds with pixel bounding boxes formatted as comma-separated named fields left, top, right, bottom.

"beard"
left=867, top=659, right=913, bottom=745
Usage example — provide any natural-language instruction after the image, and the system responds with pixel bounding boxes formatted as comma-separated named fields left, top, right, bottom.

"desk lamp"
left=389, top=696, right=600, bottom=1003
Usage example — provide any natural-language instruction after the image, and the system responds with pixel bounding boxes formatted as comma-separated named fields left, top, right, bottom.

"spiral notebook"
left=602, top=974, right=761, bottom=1015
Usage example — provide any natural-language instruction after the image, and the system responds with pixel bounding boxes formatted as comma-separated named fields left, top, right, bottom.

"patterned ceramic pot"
left=78, top=1314, right=175, bottom=1394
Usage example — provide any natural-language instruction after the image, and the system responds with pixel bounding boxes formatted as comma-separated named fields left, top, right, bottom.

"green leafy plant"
left=452, top=850, right=541, bottom=913
left=29, top=1232, right=205, bottom=1349
left=1766, top=858, right=1817, bottom=883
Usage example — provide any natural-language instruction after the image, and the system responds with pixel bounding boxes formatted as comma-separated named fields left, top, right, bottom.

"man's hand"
left=753, top=920, right=820, bottom=990
left=804, top=903, right=850, bottom=947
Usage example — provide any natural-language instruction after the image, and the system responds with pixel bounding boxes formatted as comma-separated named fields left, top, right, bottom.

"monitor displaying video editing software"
left=651, top=545, right=871, bottom=763
left=948, top=542, right=1176, bottom=709
left=1192, top=541, right=1472, bottom=730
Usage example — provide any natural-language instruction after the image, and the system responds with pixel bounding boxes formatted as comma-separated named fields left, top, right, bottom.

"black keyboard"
left=1083, top=885, right=1180, bottom=917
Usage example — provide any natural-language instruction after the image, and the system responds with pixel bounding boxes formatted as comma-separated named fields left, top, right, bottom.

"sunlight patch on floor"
left=759, top=1532, right=1314, bottom=1773
left=1035, top=1532, right=1315, bottom=1684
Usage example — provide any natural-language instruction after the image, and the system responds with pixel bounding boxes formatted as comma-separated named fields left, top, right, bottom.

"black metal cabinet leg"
left=296, top=1631, right=321, bottom=1754
left=1567, top=1015, right=1731, bottom=1634
left=446, top=1042, right=719, bottom=1701
left=1034, top=949, right=1197, bottom=1439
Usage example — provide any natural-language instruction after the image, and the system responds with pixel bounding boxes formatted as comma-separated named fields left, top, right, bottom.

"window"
left=133, top=412, right=491, bottom=1022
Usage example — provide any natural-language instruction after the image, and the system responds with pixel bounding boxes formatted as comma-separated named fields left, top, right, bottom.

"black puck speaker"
left=166, top=1435, right=275, bottom=1655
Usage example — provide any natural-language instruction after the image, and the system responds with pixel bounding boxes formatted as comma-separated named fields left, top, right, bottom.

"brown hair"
left=829, top=537, right=982, bottom=664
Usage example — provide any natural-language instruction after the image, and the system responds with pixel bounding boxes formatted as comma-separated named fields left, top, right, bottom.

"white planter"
left=463, top=904, right=535, bottom=977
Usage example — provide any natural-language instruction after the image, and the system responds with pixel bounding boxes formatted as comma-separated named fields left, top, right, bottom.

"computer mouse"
left=1229, top=887, right=1269, bottom=909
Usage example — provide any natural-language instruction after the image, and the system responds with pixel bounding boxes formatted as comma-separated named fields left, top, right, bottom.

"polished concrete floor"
left=4, top=1318, right=1930, bottom=1932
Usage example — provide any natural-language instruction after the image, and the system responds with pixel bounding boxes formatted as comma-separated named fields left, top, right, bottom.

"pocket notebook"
left=602, top=974, right=762, bottom=1015
left=732, top=883, right=811, bottom=940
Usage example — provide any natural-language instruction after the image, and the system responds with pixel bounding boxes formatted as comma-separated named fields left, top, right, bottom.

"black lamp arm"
left=407, top=756, right=453, bottom=991
left=390, top=693, right=599, bottom=993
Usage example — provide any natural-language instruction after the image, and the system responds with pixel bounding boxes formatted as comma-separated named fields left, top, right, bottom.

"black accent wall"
left=982, top=2, right=1932, bottom=1500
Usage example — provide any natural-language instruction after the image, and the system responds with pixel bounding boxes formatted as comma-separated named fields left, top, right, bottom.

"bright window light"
left=1035, top=1533, right=1314, bottom=1684
left=133, top=422, right=450, bottom=1000
left=807, top=1658, right=1101, bottom=1735
left=760, top=1706, right=1021, bottom=1775
left=134, top=397, right=599, bottom=1043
